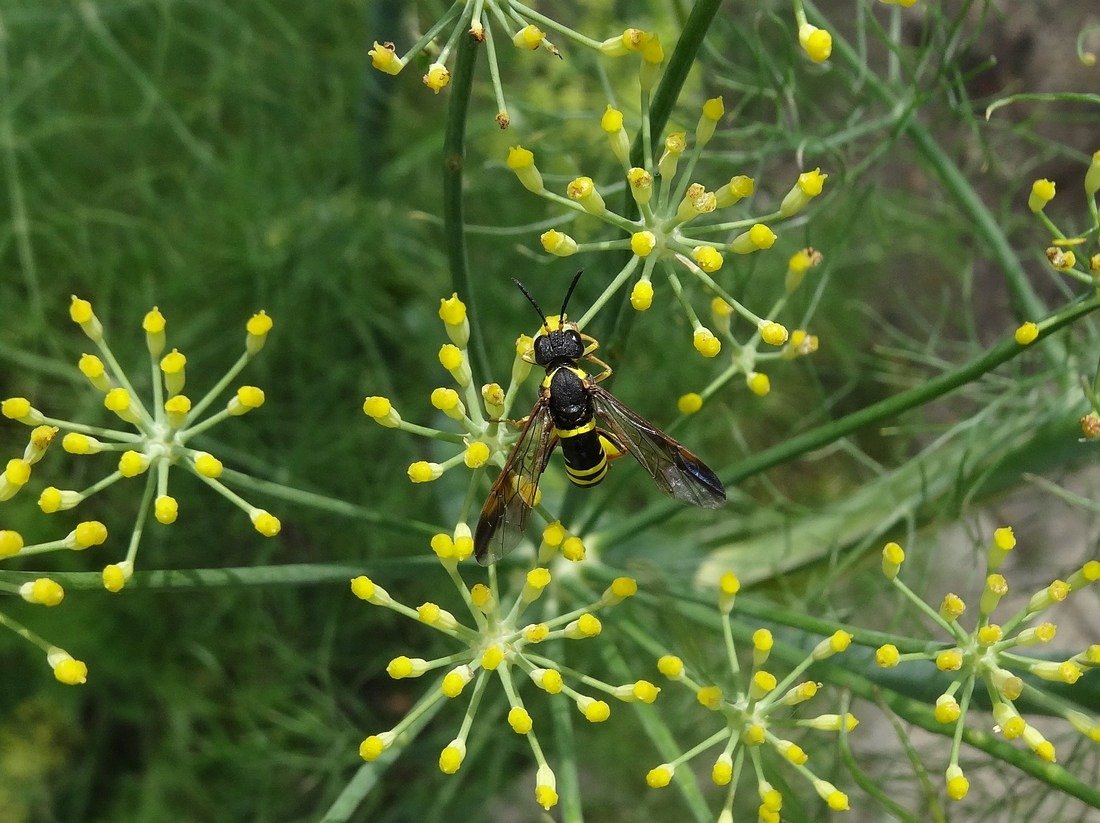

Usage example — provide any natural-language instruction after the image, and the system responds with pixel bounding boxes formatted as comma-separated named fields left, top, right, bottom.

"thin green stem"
left=442, top=28, right=492, bottom=382
left=600, top=292, right=1100, bottom=546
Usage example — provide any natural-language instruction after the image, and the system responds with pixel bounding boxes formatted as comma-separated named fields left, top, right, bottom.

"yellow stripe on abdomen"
left=554, top=420, right=596, bottom=439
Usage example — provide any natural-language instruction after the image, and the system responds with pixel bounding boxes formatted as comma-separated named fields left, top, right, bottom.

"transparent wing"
left=474, top=399, right=557, bottom=565
left=590, top=384, right=726, bottom=508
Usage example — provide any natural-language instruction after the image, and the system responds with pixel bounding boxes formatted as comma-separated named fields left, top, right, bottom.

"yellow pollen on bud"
left=508, top=706, right=533, bottom=734
left=601, top=105, right=624, bottom=133
left=250, top=510, right=281, bottom=537
left=359, top=734, right=388, bottom=761
left=193, top=452, right=224, bottom=478
left=50, top=654, right=89, bottom=686
left=513, top=24, right=545, bottom=50
left=368, top=41, right=402, bottom=75
left=695, top=684, right=722, bottom=709
left=534, top=668, right=563, bottom=693
left=747, top=372, right=771, bottom=396
left=160, top=348, right=187, bottom=375
left=561, top=535, right=585, bottom=561
left=438, top=742, right=465, bottom=774
left=657, top=654, right=684, bottom=679
left=438, top=293, right=467, bottom=326
left=71, top=520, right=108, bottom=549
left=69, top=296, right=94, bottom=324
left=118, top=450, right=150, bottom=478
left=645, top=765, right=673, bottom=788
left=481, top=644, right=506, bottom=670
left=0, top=530, right=24, bottom=558
left=936, top=649, right=964, bottom=671
left=23, top=578, right=65, bottom=607
left=630, top=279, right=654, bottom=311
left=407, top=461, right=442, bottom=483
left=934, top=695, right=961, bottom=723
left=1015, top=322, right=1040, bottom=345
left=691, top=245, right=724, bottom=272
left=540, top=229, right=578, bottom=257
left=678, top=393, right=703, bottom=415
left=464, top=441, right=490, bottom=469
left=154, top=495, right=178, bottom=524
left=945, top=765, right=970, bottom=800
left=760, top=321, right=788, bottom=346
left=876, top=644, right=901, bottom=667
left=422, top=62, right=450, bottom=93
left=693, top=328, right=721, bottom=357
left=1028, top=179, right=1056, bottom=212
left=798, top=24, right=833, bottom=62
left=102, top=562, right=132, bottom=593
left=711, top=755, right=733, bottom=786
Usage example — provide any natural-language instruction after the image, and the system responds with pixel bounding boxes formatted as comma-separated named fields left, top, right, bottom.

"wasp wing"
left=474, top=399, right=557, bottom=565
left=590, top=384, right=726, bottom=508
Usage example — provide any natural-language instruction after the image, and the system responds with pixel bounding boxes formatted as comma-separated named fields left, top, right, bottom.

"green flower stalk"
left=506, top=70, right=828, bottom=406
left=351, top=536, right=648, bottom=810
left=1, top=298, right=280, bottom=593
left=644, top=571, right=855, bottom=820
left=369, top=2, right=659, bottom=128
left=875, top=530, right=1100, bottom=801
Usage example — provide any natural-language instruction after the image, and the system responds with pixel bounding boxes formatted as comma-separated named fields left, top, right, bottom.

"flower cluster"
left=1027, top=152, right=1100, bottom=440
left=1, top=298, right=279, bottom=595
left=369, top=2, right=661, bottom=128
left=874, top=529, right=1100, bottom=800
left=646, top=572, right=855, bottom=820
left=352, top=534, right=648, bottom=810
left=507, top=83, right=826, bottom=404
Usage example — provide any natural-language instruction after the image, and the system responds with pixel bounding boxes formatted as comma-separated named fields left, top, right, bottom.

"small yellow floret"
left=630, top=279, right=654, bottom=311
left=508, top=706, right=533, bottom=734
left=250, top=510, right=281, bottom=537
left=4, top=458, right=31, bottom=486
left=799, top=24, right=833, bottom=62
left=581, top=699, right=610, bottom=722
left=646, top=765, right=673, bottom=788
left=52, top=656, right=89, bottom=686
left=464, top=441, right=490, bottom=469
left=934, top=695, right=961, bottom=723
left=1014, top=322, right=1039, bottom=345
left=438, top=742, right=465, bottom=774
left=513, top=24, right=545, bottom=50
left=0, top=530, right=24, bottom=558
left=875, top=644, right=900, bottom=667
left=945, top=765, right=969, bottom=800
left=359, top=735, right=387, bottom=761
left=422, top=62, right=450, bottom=93
left=69, top=296, right=94, bottom=324
left=102, top=562, right=132, bottom=593
left=407, top=461, right=442, bottom=483
left=678, top=393, right=703, bottom=414
left=1028, top=179, right=1056, bottom=212
left=154, top=495, right=179, bottom=524
left=72, top=521, right=108, bottom=549
left=160, top=349, right=187, bottom=375
left=561, top=535, right=586, bottom=561
left=193, top=452, right=224, bottom=478
left=368, top=41, right=402, bottom=75
left=693, top=327, right=721, bottom=357
left=24, top=578, right=65, bottom=607
left=760, top=321, right=788, bottom=346
left=747, top=372, right=771, bottom=396
left=696, top=685, right=723, bottom=709
left=657, top=655, right=683, bottom=679
left=534, top=668, right=563, bottom=693
left=692, top=245, right=724, bottom=273
left=630, top=231, right=657, bottom=257
left=118, top=450, right=150, bottom=478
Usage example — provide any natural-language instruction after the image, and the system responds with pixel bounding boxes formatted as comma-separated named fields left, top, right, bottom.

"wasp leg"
left=597, top=428, right=627, bottom=460
left=580, top=334, right=614, bottom=383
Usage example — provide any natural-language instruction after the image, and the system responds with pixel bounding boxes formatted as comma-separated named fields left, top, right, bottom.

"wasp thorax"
left=533, top=323, right=584, bottom=366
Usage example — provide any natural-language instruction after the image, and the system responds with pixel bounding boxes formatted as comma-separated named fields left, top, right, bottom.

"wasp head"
left=533, top=316, right=583, bottom=366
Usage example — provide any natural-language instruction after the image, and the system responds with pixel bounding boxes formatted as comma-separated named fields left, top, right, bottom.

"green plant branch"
left=442, top=29, right=492, bottom=381
left=598, top=292, right=1100, bottom=547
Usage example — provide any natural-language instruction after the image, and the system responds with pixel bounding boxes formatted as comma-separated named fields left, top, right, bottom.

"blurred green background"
left=1, top=1, right=1097, bottom=820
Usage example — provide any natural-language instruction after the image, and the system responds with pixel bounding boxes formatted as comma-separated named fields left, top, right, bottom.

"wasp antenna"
left=559, top=269, right=584, bottom=319
left=512, top=278, right=549, bottom=326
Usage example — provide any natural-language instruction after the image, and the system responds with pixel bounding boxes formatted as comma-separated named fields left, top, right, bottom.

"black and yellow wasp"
left=474, top=272, right=726, bottom=565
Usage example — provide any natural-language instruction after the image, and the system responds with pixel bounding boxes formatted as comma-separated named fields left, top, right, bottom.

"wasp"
left=474, top=271, right=726, bottom=565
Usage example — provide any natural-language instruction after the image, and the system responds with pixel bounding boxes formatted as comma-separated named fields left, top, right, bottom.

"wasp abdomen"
left=548, top=367, right=608, bottom=487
